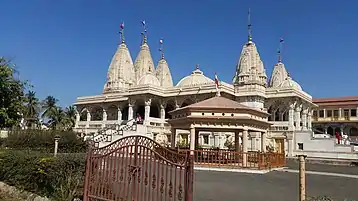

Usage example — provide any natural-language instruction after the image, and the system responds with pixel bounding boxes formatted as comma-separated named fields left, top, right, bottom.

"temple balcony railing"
left=313, top=116, right=358, bottom=122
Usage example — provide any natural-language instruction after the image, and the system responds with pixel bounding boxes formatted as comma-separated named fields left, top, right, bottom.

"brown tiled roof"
left=184, top=96, right=249, bottom=109
left=313, top=96, right=358, bottom=103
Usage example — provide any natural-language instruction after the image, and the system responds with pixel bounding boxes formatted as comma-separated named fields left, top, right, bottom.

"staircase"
left=85, top=119, right=140, bottom=148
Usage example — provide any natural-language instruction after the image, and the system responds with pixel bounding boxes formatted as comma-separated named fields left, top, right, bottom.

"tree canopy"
left=0, top=57, right=76, bottom=130
left=0, top=57, right=27, bottom=129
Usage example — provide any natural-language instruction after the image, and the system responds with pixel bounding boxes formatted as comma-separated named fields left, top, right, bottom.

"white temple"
left=74, top=20, right=327, bottom=158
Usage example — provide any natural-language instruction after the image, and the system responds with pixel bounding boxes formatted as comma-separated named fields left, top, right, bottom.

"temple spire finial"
left=159, top=38, right=164, bottom=59
left=248, top=8, right=253, bottom=42
left=119, top=22, right=125, bottom=44
left=278, top=38, right=284, bottom=63
left=196, top=64, right=200, bottom=70
left=141, top=20, right=148, bottom=44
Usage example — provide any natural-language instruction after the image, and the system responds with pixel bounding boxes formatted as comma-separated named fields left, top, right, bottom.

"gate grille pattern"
left=83, top=135, right=193, bottom=201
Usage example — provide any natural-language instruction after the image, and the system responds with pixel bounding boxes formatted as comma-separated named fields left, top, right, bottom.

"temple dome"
left=176, top=68, right=213, bottom=87
left=134, top=42, right=155, bottom=83
left=279, top=77, right=302, bottom=91
left=137, top=73, right=160, bottom=86
left=155, top=58, right=173, bottom=88
left=269, top=62, right=289, bottom=88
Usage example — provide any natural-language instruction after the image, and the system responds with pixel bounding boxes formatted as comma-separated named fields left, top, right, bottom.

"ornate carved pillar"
left=295, top=105, right=302, bottom=130
left=86, top=110, right=91, bottom=128
left=302, top=107, right=308, bottom=130
left=261, top=132, right=267, bottom=152
left=160, top=103, right=166, bottom=120
left=144, top=98, right=151, bottom=120
left=189, top=125, right=196, bottom=155
left=307, top=110, right=312, bottom=130
left=171, top=128, right=177, bottom=148
left=128, top=100, right=134, bottom=120
left=102, top=109, right=107, bottom=128
left=289, top=103, right=295, bottom=130
left=242, top=128, right=249, bottom=167
left=117, top=107, right=122, bottom=123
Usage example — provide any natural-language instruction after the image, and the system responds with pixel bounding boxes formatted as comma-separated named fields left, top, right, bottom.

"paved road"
left=194, top=170, right=358, bottom=201
left=285, top=159, right=358, bottom=175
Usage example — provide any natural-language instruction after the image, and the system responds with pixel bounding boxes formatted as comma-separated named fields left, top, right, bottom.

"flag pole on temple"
left=215, top=72, right=221, bottom=97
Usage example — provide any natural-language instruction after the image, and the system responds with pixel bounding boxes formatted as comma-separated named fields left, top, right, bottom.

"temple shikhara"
left=74, top=18, right=358, bottom=160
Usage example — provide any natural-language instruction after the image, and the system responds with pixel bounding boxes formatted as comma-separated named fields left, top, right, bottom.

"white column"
left=302, top=108, right=308, bottom=130
left=242, top=128, right=249, bottom=167
left=190, top=125, right=195, bottom=155
left=356, top=107, right=358, bottom=117
left=102, top=109, right=107, bottom=128
left=307, top=110, right=312, bottom=130
left=261, top=132, right=267, bottom=152
left=75, top=111, right=80, bottom=128
left=295, top=105, right=302, bottom=130
left=289, top=103, right=295, bottom=130
left=171, top=128, right=176, bottom=148
left=323, top=109, right=327, bottom=118
left=128, top=102, right=133, bottom=120
left=144, top=98, right=151, bottom=120
left=117, top=107, right=122, bottom=123
left=339, top=108, right=342, bottom=118
left=160, top=103, right=165, bottom=120
left=86, top=110, right=91, bottom=128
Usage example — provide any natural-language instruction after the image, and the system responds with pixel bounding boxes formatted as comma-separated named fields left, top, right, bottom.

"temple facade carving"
left=74, top=22, right=317, bottom=157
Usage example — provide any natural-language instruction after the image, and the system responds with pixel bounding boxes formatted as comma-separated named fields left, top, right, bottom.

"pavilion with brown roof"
left=168, top=95, right=272, bottom=166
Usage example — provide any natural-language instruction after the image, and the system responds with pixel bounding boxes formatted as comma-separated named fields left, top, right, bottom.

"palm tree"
left=41, top=96, right=58, bottom=119
left=24, top=91, right=39, bottom=128
left=41, top=96, right=59, bottom=129
left=63, top=105, right=76, bottom=130
left=47, top=106, right=66, bottom=130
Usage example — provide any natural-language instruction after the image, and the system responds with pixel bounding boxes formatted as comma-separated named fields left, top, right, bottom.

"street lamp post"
left=54, top=135, right=61, bottom=157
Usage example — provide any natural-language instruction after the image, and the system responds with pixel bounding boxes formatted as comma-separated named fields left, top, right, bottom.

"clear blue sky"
left=1, top=0, right=357, bottom=107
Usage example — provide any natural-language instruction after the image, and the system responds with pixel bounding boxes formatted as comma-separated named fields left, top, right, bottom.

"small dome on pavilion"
left=137, top=73, right=160, bottom=86
left=279, top=76, right=302, bottom=91
left=176, top=67, right=213, bottom=87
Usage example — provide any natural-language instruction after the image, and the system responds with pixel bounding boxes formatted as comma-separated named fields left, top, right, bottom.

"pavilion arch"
left=334, top=127, right=341, bottom=135
left=135, top=100, right=145, bottom=119
left=181, top=98, right=194, bottom=107
left=106, top=105, right=118, bottom=120
left=150, top=100, right=160, bottom=118
left=91, top=106, right=103, bottom=121
left=350, top=127, right=358, bottom=136
left=121, top=105, right=129, bottom=120
left=165, top=99, right=176, bottom=119
left=327, top=126, right=334, bottom=135
left=79, top=108, right=88, bottom=121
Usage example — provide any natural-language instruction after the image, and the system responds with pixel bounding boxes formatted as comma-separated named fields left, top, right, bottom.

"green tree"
left=63, top=105, right=76, bottom=131
left=0, top=57, right=27, bottom=129
left=24, top=90, right=39, bottom=128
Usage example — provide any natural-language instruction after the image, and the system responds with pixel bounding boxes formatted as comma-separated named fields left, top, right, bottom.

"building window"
left=222, top=113, right=225, bottom=116
left=319, top=110, right=324, bottom=117
left=313, top=110, right=317, bottom=117
left=212, top=113, right=215, bottom=116
left=333, top=110, right=339, bottom=117
left=298, top=143, right=303, bottom=150
left=202, top=113, right=205, bottom=116
left=231, top=113, right=234, bottom=117
left=327, top=110, right=332, bottom=117
left=203, top=135, right=209, bottom=144
left=344, top=109, right=349, bottom=117
left=351, top=109, right=357, bottom=117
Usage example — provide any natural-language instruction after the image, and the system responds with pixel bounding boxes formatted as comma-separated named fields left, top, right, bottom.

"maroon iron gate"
left=83, top=135, right=194, bottom=201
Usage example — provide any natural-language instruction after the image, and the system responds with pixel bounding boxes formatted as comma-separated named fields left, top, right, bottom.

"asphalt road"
left=194, top=170, right=358, bottom=201
left=285, top=159, right=358, bottom=175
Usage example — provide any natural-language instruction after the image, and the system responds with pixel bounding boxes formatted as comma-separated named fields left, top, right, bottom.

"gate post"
left=298, top=155, right=307, bottom=201
left=185, top=152, right=194, bottom=201
left=83, top=145, right=93, bottom=201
